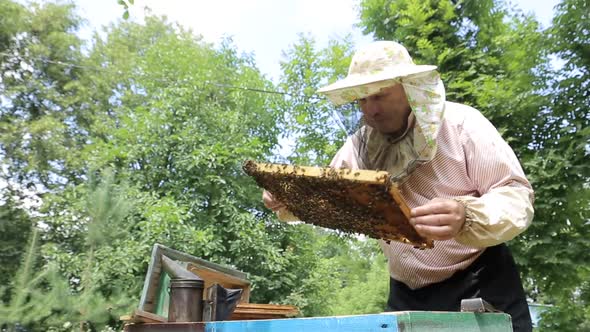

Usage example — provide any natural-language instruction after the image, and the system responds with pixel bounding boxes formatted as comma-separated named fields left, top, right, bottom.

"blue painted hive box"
left=125, top=311, right=513, bottom=331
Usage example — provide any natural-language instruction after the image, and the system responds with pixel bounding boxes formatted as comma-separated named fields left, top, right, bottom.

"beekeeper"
left=264, top=41, right=534, bottom=332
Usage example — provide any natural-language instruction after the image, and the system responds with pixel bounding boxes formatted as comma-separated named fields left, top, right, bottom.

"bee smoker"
left=168, top=278, right=204, bottom=322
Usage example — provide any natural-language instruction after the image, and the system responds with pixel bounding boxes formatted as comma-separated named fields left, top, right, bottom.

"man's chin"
left=377, top=126, right=399, bottom=135
left=365, top=122, right=401, bottom=135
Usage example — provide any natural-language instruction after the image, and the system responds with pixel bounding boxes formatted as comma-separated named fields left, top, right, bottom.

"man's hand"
left=410, top=198, right=466, bottom=241
left=262, top=190, right=285, bottom=211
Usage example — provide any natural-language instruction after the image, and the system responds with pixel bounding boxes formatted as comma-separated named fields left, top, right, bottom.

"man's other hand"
left=262, top=190, right=285, bottom=211
left=410, top=198, right=466, bottom=241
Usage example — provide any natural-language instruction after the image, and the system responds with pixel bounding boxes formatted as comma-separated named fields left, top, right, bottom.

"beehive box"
left=243, top=161, right=433, bottom=249
left=125, top=310, right=514, bottom=331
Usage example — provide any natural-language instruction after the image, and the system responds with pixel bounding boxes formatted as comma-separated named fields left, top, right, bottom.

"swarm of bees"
left=243, top=160, right=433, bottom=249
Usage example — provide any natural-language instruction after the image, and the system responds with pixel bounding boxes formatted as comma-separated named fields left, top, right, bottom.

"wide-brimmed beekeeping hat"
left=317, top=41, right=437, bottom=106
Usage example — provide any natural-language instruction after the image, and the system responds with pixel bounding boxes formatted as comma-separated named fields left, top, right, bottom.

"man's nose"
left=362, top=99, right=379, bottom=116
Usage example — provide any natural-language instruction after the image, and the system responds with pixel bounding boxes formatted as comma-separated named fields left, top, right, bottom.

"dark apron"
left=386, top=244, right=533, bottom=332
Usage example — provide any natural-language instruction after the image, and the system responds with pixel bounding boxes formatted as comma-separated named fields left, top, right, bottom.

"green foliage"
left=329, top=254, right=388, bottom=316
left=282, top=234, right=389, bottom=317
left=85, top=169, right=130, bottom=248
left=0, top=0, right=87, bottom=189
left=278, top=35, right=356, bottom=166
left=531, top=0, right=590, bottom=329
left=282, top=249, right=341, bottom=317
left=0, top=228, right=42, bottom=326
left=117, top=0, right=134, bottom=19
left=64, top=16, right=322, bottom=306
left=311, top=237, right=389, bottom=316
left=0, top=188, right=33, bottom=291
left=1, top=171, right=135, bottom=331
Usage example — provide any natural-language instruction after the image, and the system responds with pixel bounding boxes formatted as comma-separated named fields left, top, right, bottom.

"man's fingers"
left=414, top=224, right=455, bottom=241
left=409, top=198, right=466, bottom=241
left=262, top=190, right=285, bottom=211
left=411, top=200, right=453, bottom=217
left=411, top=214, right=458, bottom=226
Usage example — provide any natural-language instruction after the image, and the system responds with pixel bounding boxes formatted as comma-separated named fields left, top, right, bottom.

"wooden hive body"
left=243, top=161, right=433, bottom=249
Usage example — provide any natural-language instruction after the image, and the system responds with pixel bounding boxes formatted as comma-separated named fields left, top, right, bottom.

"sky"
left=70, top=0, right=561, bottom=82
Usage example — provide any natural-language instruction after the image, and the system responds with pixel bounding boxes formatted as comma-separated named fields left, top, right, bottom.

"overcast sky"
left=68, top=0, right=561, bottom=82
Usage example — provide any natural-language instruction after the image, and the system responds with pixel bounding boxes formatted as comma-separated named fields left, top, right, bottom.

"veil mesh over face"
left=330, top=71, right=446, bottom=181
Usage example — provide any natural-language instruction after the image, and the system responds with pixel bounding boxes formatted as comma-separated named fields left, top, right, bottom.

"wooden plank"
left=234, top=303, right=299, bottom=310
left=243, top=161, right=433, bottom=249
left=133, top=310, right=168, bottom=323
left=120, top=310, right=168, bottom=324
left=156, top=245, right=248, bottom=279
left=188, top=265, right=250, bottom=285
left=229, top=303, right=299, bottom=320
left=388, top=184, right=411, bottom=219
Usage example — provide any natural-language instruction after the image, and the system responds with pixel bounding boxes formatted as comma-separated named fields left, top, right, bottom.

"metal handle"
left=460, top=298, right=503, bottom=313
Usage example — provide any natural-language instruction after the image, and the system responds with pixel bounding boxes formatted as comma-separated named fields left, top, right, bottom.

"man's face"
left=358, top=84, right=412, bottom=135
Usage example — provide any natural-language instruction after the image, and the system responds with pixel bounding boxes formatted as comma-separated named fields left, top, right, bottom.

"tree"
left=278, top=34, right=357, bottom=166
left=66, top=16, right=301, bottom=303
left=329, top=253, right=389, bottom=316
left=0, top=187, right=33, bottom=298
left=530, top=0, right=590, bottom=329
left=0, top=0, right=88, bottom=190
left=25, top=9, right=340, bottom=323
left=1, top=171, right=134, bottom=331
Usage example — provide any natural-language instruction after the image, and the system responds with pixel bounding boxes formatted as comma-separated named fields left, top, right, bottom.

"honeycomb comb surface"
left=243, top=161, right=433, bottom=249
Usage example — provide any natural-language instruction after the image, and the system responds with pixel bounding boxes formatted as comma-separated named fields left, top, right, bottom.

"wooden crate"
left=243, top=161, right=433, bottom=249
left=138, top=244, right=250, bottom=315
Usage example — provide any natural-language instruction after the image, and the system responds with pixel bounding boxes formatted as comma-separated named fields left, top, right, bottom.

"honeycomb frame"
left=243, top=161, right=433, bottom=249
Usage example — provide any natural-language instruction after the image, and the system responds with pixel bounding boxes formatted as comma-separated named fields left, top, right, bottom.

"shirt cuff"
left=453, top=197, right=474, bottom=233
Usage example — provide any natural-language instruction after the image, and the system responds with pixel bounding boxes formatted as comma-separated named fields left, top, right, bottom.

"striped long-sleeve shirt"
left=329, top=101, right=534, bottom=289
